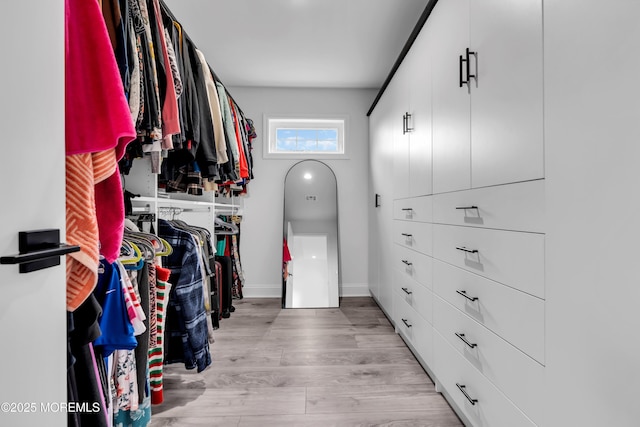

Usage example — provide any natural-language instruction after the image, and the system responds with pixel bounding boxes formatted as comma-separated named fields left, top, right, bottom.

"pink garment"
left=66, top=0, right=135, bottom=264
left=94, top=165, right=125, bottom=263
left=65, top=0, right=135, bottom=159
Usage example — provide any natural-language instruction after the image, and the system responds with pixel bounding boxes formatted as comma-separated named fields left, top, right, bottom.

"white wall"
left=228, top=87, right=376, bottom=298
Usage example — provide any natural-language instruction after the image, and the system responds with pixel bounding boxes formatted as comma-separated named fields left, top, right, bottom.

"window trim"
left=263, top=114, right=349, bottom=159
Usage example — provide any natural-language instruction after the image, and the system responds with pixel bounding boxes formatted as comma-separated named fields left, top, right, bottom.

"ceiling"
left=163, top=0, right=429, bottom=89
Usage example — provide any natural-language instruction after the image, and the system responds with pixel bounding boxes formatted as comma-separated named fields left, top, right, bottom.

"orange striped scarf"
left=66, top=149, right=117, bottom=311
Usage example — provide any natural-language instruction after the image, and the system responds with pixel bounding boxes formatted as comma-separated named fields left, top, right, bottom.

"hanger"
left=120, top=240, right=143, bottom=267
left=214, top=217, right=239, bottom=235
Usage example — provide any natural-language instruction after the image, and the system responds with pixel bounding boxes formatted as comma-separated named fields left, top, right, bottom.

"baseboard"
left=339, top=282, right=370, bottom=297
left=242, top=284, right=281, bottom=298
left=242, top=283, right=371, bottom=298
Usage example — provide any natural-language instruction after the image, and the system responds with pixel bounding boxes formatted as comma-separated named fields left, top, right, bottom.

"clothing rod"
left=158, top=206, right=211, bottom=213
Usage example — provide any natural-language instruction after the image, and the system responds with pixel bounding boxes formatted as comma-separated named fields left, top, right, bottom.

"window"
left=264, top=116, right=347, bottom=159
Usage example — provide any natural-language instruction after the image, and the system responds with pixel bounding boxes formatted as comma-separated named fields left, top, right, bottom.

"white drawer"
left=433, top=296, right=544, bottom=424
left=393, top=220, right=433, bottom=256
left=433, top=331, right=537, bottom=427
left=433, top=180, right=544, bottom=233
left=394, top=270, right=433, bottom=324
left=433, top=260, right=544, bottom=363
left=433, top=224, right=544, bottom=299
left=393, top=196, right=433, bottom=222
left=393, top=245, right=433, bottom=289
left=395, top=294, right=433, bottom=367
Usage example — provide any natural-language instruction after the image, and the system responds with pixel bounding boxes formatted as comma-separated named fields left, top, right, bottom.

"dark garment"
left=187, top=41, right=217, bottom=178
left=68, top=295, right=109, bottom=427
left=215, top=255, right=233, bottom=318
left=159, top=219, right=211, bottom=372
left=135, top=262, right=151, bottom=404
left=130, top=0, right=161, bottom=142
left=145, top=0, right=167, bottom=112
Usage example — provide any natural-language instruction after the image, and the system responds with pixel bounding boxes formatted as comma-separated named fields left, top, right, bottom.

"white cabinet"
left=390, top=70, right=410, bottom=200
left=368, top=88, right=395, bottom=318
left=431, top=0, right=543, bottom=193
left=393, top=26, right=433, bottom=199
left=370, top=1, right=546, bottom=425
left=406, top=28, right=433, bottom=197
left=470, top=0, right=543, bottom=188
left=431, top=0, right=471, bottom=194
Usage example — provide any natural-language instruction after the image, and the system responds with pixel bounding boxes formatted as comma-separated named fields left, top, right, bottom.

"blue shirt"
left=93, top=260, right=137, bottom=357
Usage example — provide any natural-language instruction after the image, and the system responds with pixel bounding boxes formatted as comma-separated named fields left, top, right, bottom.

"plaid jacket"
left=159, top=220, right=211, bottom=372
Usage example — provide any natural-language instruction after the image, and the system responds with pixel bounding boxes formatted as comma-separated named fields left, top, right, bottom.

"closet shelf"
left=132, top=196, right=215, bottom=208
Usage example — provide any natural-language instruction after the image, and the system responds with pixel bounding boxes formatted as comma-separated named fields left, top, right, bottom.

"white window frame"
left=263, top=114, right=349, bottom=159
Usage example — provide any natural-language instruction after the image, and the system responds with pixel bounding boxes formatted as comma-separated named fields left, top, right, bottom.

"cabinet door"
left=407, top=27, right=433, bottom=197
left=368, top=106, right=385, bottom=299
left=391, top=65, right=410, bottom=200
left=470, top=0, right=543, bottom=188
left=369, top=91, right=395, bottom=316
left=431, top=0, right=471, bottom=194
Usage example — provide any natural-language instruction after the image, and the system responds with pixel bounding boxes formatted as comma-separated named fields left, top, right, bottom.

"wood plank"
left=280, top=347, right=418, bottom=367
left=236, top=412, right=463, bottom=426
left=306, top=384, right=444, bottom=414
left=198, top=364, right=429, bottom=388
left=151, top=387, right=306, bottom=418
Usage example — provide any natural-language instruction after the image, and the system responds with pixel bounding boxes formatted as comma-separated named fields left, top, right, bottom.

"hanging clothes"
left=65, top=0, right=136, bottom=311
left=158, top=219, right=211, bottom=372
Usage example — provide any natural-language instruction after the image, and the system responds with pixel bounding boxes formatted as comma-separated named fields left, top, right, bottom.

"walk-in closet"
left=1, top=0, right=638, bottom=426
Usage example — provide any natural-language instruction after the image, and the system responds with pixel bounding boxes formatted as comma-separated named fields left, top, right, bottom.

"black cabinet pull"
left=455, top=333, right=478, bottom=349
left=456, top=383, right=478, bottom=405
left=401, top=233, right=413, bottom=237
left=401, top=259, right=413, bottom=266
left=401, top=208, right=413, bottom=212
left=405, top=112, right=413, bottom=133
left=402, top=113, right=407, bottom=134
left=0, top=229, right=81, bottom=274
left=455, top=206, right=478, bottom=210
left=402, top=318, right=412, bottom=328
left=467, top=48, right=478, bottom=85
left=456, top=246, right=478, bottom=254
left=460, top=48, right=477, bottom=93
left=456, top=290, right=479, bottom=302
left=401, top=287, right=413, bottom=295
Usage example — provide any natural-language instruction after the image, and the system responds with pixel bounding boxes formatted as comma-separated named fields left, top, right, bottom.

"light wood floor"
left=149, top=297, right=463, bottom=427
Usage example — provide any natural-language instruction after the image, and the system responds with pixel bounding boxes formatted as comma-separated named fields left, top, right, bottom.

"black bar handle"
left=459, top=54, right=466, bottom=88
left=456, top=290, right=479, bottom=302
left=402, top=318, right=412, bottom=328
left=402, top=113, right=407, bottom=134
left=0, top=243, right=80, bottom=265
left=455, top=333, right=478, bottom=349
left=456, top=383, right=478, bottom=405
left=455, top=206, right=478, bottom=210
left=467, top=47, right=477, bottom=84
left=405, top=112, right=414, bottom=133
left=401, top=208, right=413, bottom=211
left=456, top=246, right=478, bottom=254
left=466, top=48, right=472, bottom=87
left=401, top=233, right=413, bottom=237
left=402, top=287, right=413, bottom=295
left=401, top=260, right=413, bottom=266
left=0, top=229, right=81, bottom=274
